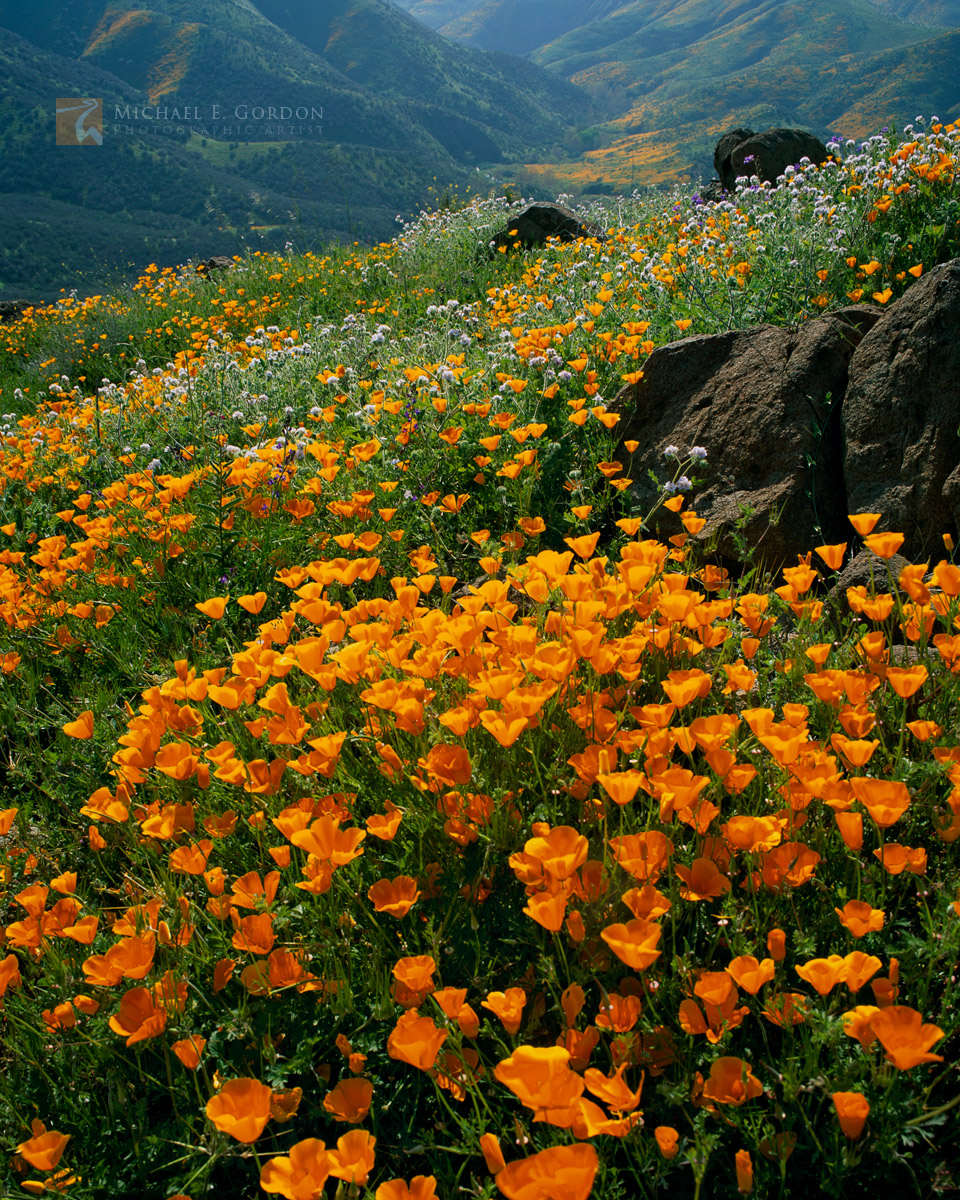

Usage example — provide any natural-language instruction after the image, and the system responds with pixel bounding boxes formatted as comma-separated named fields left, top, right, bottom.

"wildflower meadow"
left=1, top=120, right=960, bottom=1199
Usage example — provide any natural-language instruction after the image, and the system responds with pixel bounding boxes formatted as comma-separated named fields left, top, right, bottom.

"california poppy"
left=870, top=1006, right=945, bottom=1069
left=701, top=1057, right=763, bottom=1106
left=493, top=1045, right=584, bottom=1127
left=205, top=1077, right=272, bottom=1143
left=494, top=1143, right=597, bottom=1200
left=16, top=1123, right=71, bottom=1171
left=387, top=1011, right=447, bottom=1071
left=832, top=1091, right=869, bottom=1138
left=324, top=1078, right=373, bottom=1124
left=260, top=1138, right=330, bottom=1199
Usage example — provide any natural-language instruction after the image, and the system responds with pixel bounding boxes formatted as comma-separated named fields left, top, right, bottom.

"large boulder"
left=612, top=308, right=882, bottom=569
left=729, top=128, right=830, bottom=187
left=713, top=127, right=756, bottom=191
left=195, top=255, right=236, bottom=275
left=487, top=203, right=605, bottom=252
left=844, top=258, right=960, bottom=558
left=0, top=300, right=30, bottom=324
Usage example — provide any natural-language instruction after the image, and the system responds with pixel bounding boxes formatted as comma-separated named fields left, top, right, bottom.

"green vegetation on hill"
left=0, top=0, right=590, bottom=299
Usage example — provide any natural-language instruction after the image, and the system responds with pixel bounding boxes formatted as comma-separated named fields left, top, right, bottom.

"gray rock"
left=714, top=127, right=756, bottom=191
left=195, top=255, right=236, bottom=274
left=487, top=203, right=605, bottom=253
left=729, top=128, right=830, bottom=187
left=612, top=307, right=882, bottom=570
left=0, top=300, right=31, bottom=324
left=844, top=258, right=960, bottom=560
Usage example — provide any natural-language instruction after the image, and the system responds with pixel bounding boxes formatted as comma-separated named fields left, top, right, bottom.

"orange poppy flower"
left=260, top=1138, right=330, bottom=1200
left=493, top=1045, right=584, bottom=1127
left=270, top=1089, right=303, bottom=1123
left=366, top=800, right=403, bottom=841
left=0, top=953, right=22, bottom=1002
left=323, top=1077, right=373, bottom=1123
left=600, top=918, right=662, bottom=971
left=108, top=987, right=167, bottom=1046
left=238, top=592, right=268, bottom=614
left=368, top=876, right=420, bottom=918
left=654, top=1126, right=679, bottom=1160
left=231, top=912, right=276, bottom=955
left=870, top=1006, right=945, bottom=1069
left=583, top=1063, right=643, bottom=1112
left=885, top=665, right=928, bottom=698
left=701, top=1057, right=763, bottom=1106
left=874, top=844, right=927, bottom=875
left=835, top=811, right=864, bottom=850
left=735, top=1149, right=753, bottom=1195
left=195, top=595, right=229, bottom=619
left=726, top=956, right=775, bottom=995
left=482, top=988, right=527, bottom=1035
left=609, top=831, right=674, bottom=882
left=833, top=1091, right=869, bottom=1138
left=387, top=1010, right=447, bottom=1071
left=795, top=955, right=848, bottom=996
left=376, top=1176, right=438, bottom=1200
left=523, top=826, right=589, bottom=880
left=835, top=899, right=884, bottom=937
left=523, top=891, right=568, bottom=931
left=392, top=956, right=436, bottom=1008
left=863, top=531, right=904, bottom=558
left=675, top=858, right=731, bottom=901
left=848, top=513, right=881, bottom=535
left=494, top=1144, right=597, bottom=1200
left=596, top=770, right=646, bottom=807
left=850, top=777, right=911, bottom=827
left=206, top=1077, right=273, bottom=1143
left=62, top=710, right=94, bottom=739
left=17, top=1123, right=71, bottom=1171
left=761, top=992, right=808, bottom=1027
left=596, top=992, right=642, bottom=1033
left=171, top=1034, right=207, bottom=1069
left=661, top=669, right=711, bottom=708
left=843, top=951, right=882, bottom=993
left=815, top=543, right=847, bottom=570
left=840, top=1004, right=880, bottom=1048
left=564, top=532, right=601, bottom=559
left=622, top=884, right=671, bottom=920
left=721, top=816, right=783, bottom=853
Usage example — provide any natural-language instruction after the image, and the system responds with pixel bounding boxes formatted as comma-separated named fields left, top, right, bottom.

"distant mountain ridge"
left=391, top=0, right=960, bottom=188
left=0, top=0, right=589, bottom=297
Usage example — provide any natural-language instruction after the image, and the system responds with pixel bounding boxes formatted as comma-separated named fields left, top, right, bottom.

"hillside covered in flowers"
left=1, top=121, right=960, bottom=1199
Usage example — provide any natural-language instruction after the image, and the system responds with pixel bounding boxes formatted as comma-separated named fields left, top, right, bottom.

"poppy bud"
left=736, top=1149, right=753, bottom=1194
left=767, top=928, right=787, bottom=962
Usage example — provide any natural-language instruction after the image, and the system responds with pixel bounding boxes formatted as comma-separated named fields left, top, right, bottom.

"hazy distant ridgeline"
left=388, top=0, right=960, bottom=192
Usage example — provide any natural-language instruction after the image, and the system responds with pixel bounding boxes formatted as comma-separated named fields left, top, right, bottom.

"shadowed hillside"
left=0, top=0, right=589, bottom=298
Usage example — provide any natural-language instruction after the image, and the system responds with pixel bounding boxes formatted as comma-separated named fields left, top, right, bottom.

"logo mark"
left=56, top=98, right=103, bottom=146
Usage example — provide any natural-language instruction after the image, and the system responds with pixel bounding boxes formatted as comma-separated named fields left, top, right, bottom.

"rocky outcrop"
left=487, top=203, right=605, bottom=252
left=843, top=258, right=960, bottom=558
left=712, top=127, right=830, bottom=191
left=195, top=255, right=236, bottom=275
left=613, top=260, right=960, bottom=568
left=0, top=300, right=31, bottom=324
left=611, top=308, right=881, bottom=568
left=730, top=128, right=830, bottom=186
left=713, top=127, right=756, bottom=191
